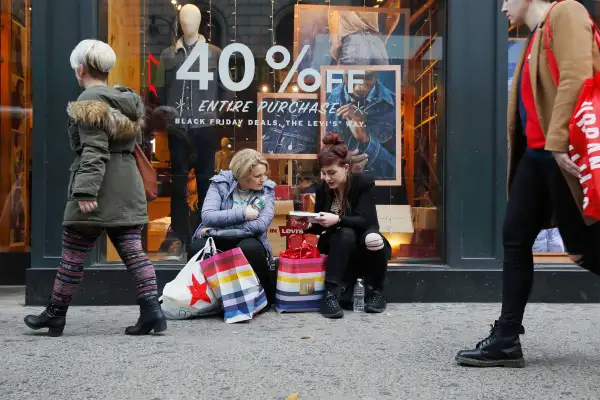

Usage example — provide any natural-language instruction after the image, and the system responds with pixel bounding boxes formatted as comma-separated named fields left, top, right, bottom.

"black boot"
left=365, top=286, right=386, bottom=313
left=320, top=290, right=344, bottom=319
left=24, top=304, right=68, bottom=337
left=125, top=297, right=167, bottom=335
left=455, top=321, right=526, bottom=368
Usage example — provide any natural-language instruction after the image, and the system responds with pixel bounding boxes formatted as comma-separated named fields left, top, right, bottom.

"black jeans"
left=188, top=236, right=274, bottom=303
left=168, top=125, right=217, bottom=247
left=318, top=227, right=390, bottom=293
left=500, top=152, right=600, bottom=327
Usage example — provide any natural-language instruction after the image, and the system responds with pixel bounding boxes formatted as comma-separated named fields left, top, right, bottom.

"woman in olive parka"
left=24, top=39, right=166, bottom=336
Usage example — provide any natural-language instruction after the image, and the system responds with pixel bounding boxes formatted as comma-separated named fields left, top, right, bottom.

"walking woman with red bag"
left=456, top=0, right=600, bottom=367
left=23, top=39, right=166, bottom=336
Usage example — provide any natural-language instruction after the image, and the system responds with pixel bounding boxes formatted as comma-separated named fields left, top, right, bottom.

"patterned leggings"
left=51, top=226, right=158, bottom=306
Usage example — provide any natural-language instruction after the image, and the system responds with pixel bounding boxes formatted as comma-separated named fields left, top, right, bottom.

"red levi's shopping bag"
left=545, top=2, right=600, bottom=220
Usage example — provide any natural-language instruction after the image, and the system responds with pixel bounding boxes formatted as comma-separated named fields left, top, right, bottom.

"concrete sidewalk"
left=1, top=287, right=599, bottom=400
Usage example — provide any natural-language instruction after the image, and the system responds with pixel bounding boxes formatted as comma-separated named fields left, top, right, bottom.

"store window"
left=101, top=0, right=445, bottom=265
left=0, top=0, right=32, bottom=253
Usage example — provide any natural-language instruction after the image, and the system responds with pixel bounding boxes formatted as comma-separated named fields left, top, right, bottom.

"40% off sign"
left=176, top=43, right=367, bottom=94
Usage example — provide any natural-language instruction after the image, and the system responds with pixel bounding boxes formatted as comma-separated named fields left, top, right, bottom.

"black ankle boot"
left=125, top=297, right=167, bottom=335
left=24, top=304, right=68, bottom=337
left=455, top=321, right=526, bottom=368
left=320, top=290, right=344, bottom=319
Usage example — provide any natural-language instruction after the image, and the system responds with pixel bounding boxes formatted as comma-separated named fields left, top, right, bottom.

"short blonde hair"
left=229, top=149, right=268, bottom=182
left=69, top=39, right=116, bottom=74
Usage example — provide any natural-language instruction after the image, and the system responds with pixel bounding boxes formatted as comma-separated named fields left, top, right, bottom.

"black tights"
left=500, top=153, right=600, bottom=328
left=318, top=227, right=390, bottom=294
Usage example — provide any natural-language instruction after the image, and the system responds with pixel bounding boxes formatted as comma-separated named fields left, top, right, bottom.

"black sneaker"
left=365, top=287, right=386, bottom=313
left=338, top=285, right=353, bottom=311
left=455, top=321, right=526, bottom=368
left=320, top=290, right=344, bottom=319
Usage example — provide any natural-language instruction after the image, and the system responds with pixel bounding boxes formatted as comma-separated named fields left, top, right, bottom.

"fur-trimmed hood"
left=67, top=85, right=144, bottom=140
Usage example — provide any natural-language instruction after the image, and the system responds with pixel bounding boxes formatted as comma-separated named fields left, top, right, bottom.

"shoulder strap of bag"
left=544, top=0, right=600, bottom=86
left=133, top=143, right=158, bottom=201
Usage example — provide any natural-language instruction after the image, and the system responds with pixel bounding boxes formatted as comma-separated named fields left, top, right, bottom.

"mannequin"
left=153, top=4, right=233, bottom=257
left=214, top=137, right=234, bottom=173
left=180, top=4, right=203, bottom=45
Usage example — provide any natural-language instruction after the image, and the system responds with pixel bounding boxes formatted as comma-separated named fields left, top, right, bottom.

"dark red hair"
left=318, top=133, right=352, bottom=169
left=318, top=133, right=351, bottom=214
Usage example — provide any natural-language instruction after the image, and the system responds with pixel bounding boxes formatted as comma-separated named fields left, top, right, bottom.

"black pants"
left=168, top=125, right=217, bottom=247
left=188, top=236, right=274, bottom=303
left=500, top=152, right=600, bottom=327
left=318, top=227, right=390, bottom=293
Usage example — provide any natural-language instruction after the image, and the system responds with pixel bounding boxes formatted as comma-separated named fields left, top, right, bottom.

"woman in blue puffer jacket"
left=188, top=149, right=276, bottom=302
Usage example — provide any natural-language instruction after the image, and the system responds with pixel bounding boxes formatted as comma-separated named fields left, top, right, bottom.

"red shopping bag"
left=545, top=2, right=600, bottom=220
left=567, top=83, right=600, bottom=220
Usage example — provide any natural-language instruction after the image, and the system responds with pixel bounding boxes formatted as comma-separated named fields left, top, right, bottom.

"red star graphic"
left=188, top=274, right=212, bottom=306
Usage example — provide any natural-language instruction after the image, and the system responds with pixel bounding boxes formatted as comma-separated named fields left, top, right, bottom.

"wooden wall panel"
left=107, top=0, right=140, bottom=91
left=0, top=0, right=11, bottom=250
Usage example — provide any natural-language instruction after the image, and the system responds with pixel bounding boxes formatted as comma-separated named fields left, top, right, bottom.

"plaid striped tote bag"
left=200, top=247, right=268, bottom=323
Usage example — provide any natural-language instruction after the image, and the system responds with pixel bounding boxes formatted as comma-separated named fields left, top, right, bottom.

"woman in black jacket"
left=300, top=134, right=391, bottom=319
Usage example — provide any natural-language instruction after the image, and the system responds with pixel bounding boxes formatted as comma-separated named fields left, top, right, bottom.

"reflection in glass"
left=1, top=0, right=31, bottom=253
left=102, top=0, right=445, bottom=265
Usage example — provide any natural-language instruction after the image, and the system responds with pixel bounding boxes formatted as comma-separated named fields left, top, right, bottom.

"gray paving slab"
left=1, top=287, right=599, bottom=400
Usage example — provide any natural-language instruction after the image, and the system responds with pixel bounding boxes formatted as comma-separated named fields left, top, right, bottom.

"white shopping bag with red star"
left=160, top=238, right=222, bottom=320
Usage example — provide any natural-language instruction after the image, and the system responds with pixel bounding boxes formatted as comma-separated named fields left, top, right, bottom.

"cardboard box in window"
left=268, top=200, right=295, bottom=256
left=376, top=205, right=414, bottom=259
left=411, top=207, right=437, bottom=230
left=274, top=186, right=294, bottom=201
left=301, top=193, right=316, bottom=212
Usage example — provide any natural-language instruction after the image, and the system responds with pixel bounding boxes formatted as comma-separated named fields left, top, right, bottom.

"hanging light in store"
left=270, top=0, right=276, bottom=92
left=261, top=85, right=269, bottom=93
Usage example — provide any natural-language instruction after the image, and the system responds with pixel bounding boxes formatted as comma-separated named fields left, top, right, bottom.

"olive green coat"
left=63, top=85, right=148, bottom=227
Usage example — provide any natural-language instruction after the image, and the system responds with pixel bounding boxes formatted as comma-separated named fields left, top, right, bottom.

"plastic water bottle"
left=353, top=278, right=365, bottom=312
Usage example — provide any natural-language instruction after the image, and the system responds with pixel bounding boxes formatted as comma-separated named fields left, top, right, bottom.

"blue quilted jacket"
left=192, top=170, right=276, bottom=259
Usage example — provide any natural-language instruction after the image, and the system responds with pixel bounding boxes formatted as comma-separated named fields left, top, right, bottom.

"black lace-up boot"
left=320, top=289, right=344, bottom=319
left=365, top=286, right=386, bottom=313
left=125, top=297, right=167, bottom=335
left=24, top=304, right=68, bottom=337
left=455, top=320, right=526, bottom=368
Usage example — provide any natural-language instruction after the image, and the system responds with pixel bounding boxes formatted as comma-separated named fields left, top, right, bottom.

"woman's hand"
left=553, top=152, right=581, bottom=179
left=315, top=212, right=340, bottom=228
left=78, top=200, right=98, bottom=214
left=199, top=227, right=213, bottom=237
left=245, top=206, right=259, bottom=221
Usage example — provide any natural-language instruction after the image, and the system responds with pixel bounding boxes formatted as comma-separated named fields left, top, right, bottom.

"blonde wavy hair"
left=229, top=149, right=268, bottom=182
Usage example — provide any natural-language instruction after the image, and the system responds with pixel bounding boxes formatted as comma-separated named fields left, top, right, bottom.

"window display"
left=0, top=0, right=31, bottom=253
left=102, top=0, right=445, bottom=264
